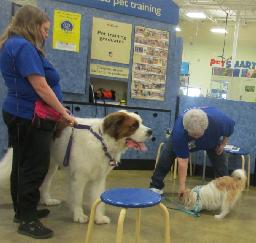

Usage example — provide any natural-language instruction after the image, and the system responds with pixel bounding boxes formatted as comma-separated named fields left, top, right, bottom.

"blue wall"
left=39, top=0, right=182, bottom=116
left=179, top=96, right=256, bottom=173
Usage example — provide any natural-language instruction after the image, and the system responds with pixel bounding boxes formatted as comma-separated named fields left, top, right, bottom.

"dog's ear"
left=103, top=112, right=127, bottom=139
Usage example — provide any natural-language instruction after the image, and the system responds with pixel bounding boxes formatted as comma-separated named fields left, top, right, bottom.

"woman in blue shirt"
left=150, top=107, right=235, bottom=197
left=0, top=5, right=76, bottom=239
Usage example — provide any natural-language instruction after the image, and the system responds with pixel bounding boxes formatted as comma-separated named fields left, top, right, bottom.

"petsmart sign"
left=52, top=0, right=179, bottom=25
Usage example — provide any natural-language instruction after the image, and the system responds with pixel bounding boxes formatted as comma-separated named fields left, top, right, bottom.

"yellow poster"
left=91, top=17, right=132, bottom=64
left=90, top=64, right=129, bottom=79
left=53, top=10, right=81, bottom=52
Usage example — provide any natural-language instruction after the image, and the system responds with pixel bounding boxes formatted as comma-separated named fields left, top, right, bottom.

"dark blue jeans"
left=150, top=135, right=229, bottom=190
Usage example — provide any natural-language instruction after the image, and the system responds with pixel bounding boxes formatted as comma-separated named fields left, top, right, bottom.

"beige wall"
left=177, top=20, right=256, bottom=101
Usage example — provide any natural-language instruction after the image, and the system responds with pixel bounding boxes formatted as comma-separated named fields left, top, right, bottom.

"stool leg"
left=202, top=151, right=206, bottom=181
left=241, top=155, right=245, bottom=171
left=116, top=208, right=127, bottom=243
left=247, top=155, right=251, bottom=188
left=159, top=203, right=171, bottom=243
left=189, top=153, right=192, bottom=176
left=85, top=198, right=102, bottom=243
left=170, top=164, right=174, bottom=179
left=173, top=158, right=177, bottom=180
left=135, top=208, right=141, bottom=243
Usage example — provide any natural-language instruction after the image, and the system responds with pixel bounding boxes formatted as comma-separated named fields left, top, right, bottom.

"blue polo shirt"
left=172, top=107, right=235, bottom=158
left=0, top=35, right=62, bottom=119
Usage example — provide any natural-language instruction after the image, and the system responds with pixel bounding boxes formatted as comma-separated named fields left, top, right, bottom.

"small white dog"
left=0, top=110, right=152, bottom=224
left=183, top=169, right=246, bottom=219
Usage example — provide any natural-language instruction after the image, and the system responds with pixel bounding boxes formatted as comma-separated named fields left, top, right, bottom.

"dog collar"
left=191, top=185, right=203, bottom=214
left=63, top=124, right=120, bottom=167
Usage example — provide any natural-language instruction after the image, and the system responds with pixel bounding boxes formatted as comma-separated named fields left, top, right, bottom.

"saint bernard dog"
left=0, top=110, right=152, bottom=224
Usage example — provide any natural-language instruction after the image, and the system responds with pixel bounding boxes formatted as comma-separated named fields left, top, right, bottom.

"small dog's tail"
left=0, top=148, right=13, bottom=185
left=231, top=169, right=247, bottom=187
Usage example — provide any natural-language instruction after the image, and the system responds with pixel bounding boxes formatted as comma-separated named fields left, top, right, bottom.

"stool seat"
left=101, top=188, right=161, bottom=208
left=224, top=148, right=249, bottom=155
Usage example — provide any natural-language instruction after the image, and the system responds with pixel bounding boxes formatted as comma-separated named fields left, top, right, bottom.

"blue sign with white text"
left=181, top=62, right=189, bottom=75
left=52, top=0, right=179, bottom=25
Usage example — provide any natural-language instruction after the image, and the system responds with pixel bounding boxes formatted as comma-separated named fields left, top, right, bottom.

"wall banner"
left=90, top=64, right=129, bottom=79
left=53, top=10, right=81, bottom=52
left=210, top=58, right=256, bottom=78
left=91, top=17, right=132, bottom=64
left=131, top=26, right=169, bottom=101
left=53, top=0, right=179, bottom=25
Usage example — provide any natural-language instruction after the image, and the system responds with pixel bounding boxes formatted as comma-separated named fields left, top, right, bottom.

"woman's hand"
left=62, top=112, right=77, bottom=126
left=178, top=185, right=186, bottom=199
left=215, top=143, right=225, bottom=155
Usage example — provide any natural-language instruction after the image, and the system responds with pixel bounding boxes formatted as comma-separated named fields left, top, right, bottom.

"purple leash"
left=63, top=124, right=119, bottom=167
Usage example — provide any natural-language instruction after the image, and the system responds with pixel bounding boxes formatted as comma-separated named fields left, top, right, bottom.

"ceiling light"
left=186, top=12, right=206, bottom=19
left=210, top=28, right=227, bottom=34
left=175, top=26, right=181, bottom=32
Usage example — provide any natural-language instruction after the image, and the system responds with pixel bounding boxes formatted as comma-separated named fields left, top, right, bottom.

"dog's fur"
left=0, top=110, right=152, bottom=224
left=183, top=169, right=246, bottom=219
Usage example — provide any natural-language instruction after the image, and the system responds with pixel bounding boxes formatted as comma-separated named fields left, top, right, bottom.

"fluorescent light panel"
left=210, top=28, right=227, bottom=34
left=186, top=12, right=206, bottom=19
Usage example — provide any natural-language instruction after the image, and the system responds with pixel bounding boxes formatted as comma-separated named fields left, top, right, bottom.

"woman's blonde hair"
left=183, top=108, right=208, bottom=136
left=0, top=5, right=49, bottom=54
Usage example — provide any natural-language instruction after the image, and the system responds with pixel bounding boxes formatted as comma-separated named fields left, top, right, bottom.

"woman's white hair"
left=183, top=109, right=208, bottom=136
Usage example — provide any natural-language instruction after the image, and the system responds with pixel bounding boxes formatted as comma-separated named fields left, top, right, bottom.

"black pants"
left=2, top=111, right=55, bottom=221
left=150, top=135, right=229, bottom=190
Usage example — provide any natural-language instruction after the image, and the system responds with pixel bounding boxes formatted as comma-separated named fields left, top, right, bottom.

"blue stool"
left=202, top=146, right=251, bottom=188
left=85, top=188, right=171, bottom=243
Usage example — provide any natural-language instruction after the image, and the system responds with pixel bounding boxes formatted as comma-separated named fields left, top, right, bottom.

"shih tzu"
left=183, top=169, right=246, bottom=219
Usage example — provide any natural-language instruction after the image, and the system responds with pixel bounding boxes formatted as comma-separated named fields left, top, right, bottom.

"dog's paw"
left=42, top=198, right=62, bottom=206
left=95, top=215, right=111, bottom=225
left=214, top=214, right=224, bottom=219
left=73, top=212, right=89, bottom=224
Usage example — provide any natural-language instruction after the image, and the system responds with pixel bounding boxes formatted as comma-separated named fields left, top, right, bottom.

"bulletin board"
left=131, top=26, right=169, bottom=100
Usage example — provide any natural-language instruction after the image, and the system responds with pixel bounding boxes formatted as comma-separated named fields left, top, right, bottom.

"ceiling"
left=173, top=0, right=256, bottom=24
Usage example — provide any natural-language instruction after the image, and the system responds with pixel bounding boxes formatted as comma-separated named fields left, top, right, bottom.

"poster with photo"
left=131, top=26, right=169, bottom=100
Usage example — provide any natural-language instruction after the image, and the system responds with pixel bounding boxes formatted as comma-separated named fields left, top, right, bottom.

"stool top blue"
left=100, top=188, right=161, bottom=208
left=224, top=146, right=249, bottom=155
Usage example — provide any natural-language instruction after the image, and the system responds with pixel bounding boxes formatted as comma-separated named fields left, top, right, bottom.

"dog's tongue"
left=126, top=139, right=147, bottom=152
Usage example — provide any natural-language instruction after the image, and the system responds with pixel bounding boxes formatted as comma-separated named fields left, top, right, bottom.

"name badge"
left=188, top=140, right=196, bottom=150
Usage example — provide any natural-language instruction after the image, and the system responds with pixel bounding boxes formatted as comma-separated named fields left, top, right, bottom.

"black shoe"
left=13, top=209, right=50, bottom=223
left=18, top=220, right=53, bottom=239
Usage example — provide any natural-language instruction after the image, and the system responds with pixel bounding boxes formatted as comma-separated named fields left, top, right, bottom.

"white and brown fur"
left=0, top=110, right=152, bottom=224
left=183, top=169, right=246, bottom=219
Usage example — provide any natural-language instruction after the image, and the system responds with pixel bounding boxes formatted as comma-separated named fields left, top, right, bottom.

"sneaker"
left=18, top=220, right=53, bottom=239
left=14, top=209, right=50, bottom=223
left=150, top=187, right=164, bottom=195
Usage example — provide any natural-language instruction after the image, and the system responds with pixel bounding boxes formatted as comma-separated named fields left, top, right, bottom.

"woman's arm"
left=177, top=157, right=189, bottom=197
left=27, top=74, right=76, bottom=124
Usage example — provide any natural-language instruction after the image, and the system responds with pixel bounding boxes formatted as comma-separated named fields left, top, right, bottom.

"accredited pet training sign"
left=53, top=10, right=81, bottom=52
